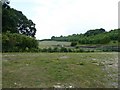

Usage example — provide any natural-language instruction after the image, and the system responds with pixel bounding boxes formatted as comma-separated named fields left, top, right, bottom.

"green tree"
left=2, top=1, right=36, bottom=37
left=84, top=28, right=106, bottom=36
left=1, top=0, right=10, bottom=9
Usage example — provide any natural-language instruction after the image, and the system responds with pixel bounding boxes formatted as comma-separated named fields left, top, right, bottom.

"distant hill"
left=51, top=28, right=119, bottom=44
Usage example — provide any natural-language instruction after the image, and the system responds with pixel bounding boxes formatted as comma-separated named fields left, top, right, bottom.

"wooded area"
left=51, top=28, right=119, bottom=44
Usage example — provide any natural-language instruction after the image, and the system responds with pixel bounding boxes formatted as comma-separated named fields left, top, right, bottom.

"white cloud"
left=10, top=0, right=119, bottom=39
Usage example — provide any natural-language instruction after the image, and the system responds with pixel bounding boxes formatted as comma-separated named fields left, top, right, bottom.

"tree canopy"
left=51, top=28, right=119, bottom=44
left=2, top=0, right=36, bottom=37
left=2, top=0, right=39, bottom=52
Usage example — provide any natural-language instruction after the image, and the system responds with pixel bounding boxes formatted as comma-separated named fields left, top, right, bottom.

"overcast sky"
left=10, top=0, right=119, bottom=40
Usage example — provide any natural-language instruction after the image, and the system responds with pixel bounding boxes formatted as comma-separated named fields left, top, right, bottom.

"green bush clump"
left=2, top=32, right=38, bottom=52
left=71, top=42, right=77, bottom=47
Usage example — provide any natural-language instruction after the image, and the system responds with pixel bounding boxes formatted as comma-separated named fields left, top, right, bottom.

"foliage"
left=71, top=42, right=77, bottom=46
left=51, top=29, right=119, bottom=44
left=60, top=47, right=68, bottom=52
left=2, top=1, right=36, bottom=37
left=79, top=33, right=111, bottom=44
left=84, top=28, right=106, bottom=36
left=1, top=0, right=39, bottom=52
left=1, top=0, right=10, bottom=9
left=2, top=32, right=38, bottom=52
left=107, top=29, right=119, bottom=41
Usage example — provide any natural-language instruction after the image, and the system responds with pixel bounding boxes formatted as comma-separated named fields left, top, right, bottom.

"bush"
left=41, top=48, right=48, bottom=52
left=67, top=48, right=72, bottom=52
left=78, top=49, right=84, bottom=52
left=53, top=47, right=59, bottom=52
left=2, top=32, right=39, bottom=52
left=60, top=47, right=68, bottom=52
left=71, top=42, right=77, bottom=47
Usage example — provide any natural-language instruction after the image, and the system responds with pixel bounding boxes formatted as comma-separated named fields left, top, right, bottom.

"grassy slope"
left=2, top=52, right=118, bottom=88
left=39, top=40, right=119, bottom=48
left=39, top=41, right=71, bottom=48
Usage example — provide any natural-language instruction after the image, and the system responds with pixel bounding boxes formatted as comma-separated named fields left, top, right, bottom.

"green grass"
left=2, top=52, right=118, bottom=88
left=39, top=41, right=71, bottom=48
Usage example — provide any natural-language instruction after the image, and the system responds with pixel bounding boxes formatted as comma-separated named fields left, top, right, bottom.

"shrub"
left=2, top=32, right=38, bottom=52
left=78, top=49, right=84, bottom=52
left=71, top=42, right=77, bottom=47
left=76, top=62, right=84, bottom=65
left=60, top=47, right=68, bottom=52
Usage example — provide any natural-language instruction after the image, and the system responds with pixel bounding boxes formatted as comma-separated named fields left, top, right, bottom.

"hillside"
left=37, top=29, right=119, bottom=52
left=51, top=28, right=119, bottom=45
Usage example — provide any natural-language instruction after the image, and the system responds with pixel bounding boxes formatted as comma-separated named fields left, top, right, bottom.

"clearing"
left=2, top=52, right=118, bottom=88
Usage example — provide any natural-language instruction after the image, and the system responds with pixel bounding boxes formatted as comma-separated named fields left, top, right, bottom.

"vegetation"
left=84, top=28, right=106, bottom=36
left=2, top=52, right=118, bottom=88
left=38, top=40, right=119, bottom=52
left=1, top=0, right=120, bottom=53
left=2, top=0, right=38, bottom=52
left=51, top=28, right=119, bottom=45
left=1, top=0, right=118, bottom=88
left=70, top=42, right=77, bottom=47
left=2, top=0, right=36, bottom=37
left=2, top=31, right=38, bottom=52
left=1, top=0, right=119, bottom=52
left=38, top=28, right=119, bottom=53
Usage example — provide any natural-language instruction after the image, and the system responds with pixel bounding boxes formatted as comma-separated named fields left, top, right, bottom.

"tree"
left=2, top=1, right=37, bottom=37
left=84, top=28, right=106, bottom=36
left=1, top=0, right=10, bottom=9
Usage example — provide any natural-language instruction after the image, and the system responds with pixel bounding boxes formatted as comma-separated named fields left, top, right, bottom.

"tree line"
left=51, top=28, right=119, bottom=44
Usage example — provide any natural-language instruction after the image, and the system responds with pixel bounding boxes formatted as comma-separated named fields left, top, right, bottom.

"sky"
left=10, top=0, right=119, bottom=40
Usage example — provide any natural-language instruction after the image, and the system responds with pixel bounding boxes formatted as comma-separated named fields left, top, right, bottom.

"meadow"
left=38, top=41, right=119, bottom=53
left=38, top=41, right=71, bottom=49
left=2, top=52, right=118, bottom=88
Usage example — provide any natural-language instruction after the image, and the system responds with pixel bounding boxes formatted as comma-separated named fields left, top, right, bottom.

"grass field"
left=2, top=52, right=118, bottom=88
left=39, top=41, right=71, bottom=48
left=39, top=41, right=119, bottom=48
left=38, top=41, right=119, bottom=52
